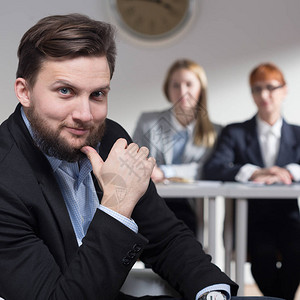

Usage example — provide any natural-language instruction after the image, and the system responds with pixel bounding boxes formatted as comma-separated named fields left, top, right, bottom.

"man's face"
left=17, top=56, right=110, bottom=161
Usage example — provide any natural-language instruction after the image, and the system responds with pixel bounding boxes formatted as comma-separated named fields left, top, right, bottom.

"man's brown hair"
left=16, top=13, right=116, bottom=87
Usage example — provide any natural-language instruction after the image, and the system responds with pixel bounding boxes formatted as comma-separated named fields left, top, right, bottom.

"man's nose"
left=72, top=97, right=93, bottom=122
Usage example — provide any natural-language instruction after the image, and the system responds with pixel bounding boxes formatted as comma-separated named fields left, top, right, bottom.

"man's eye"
left=59, top=87, right=71, bottom=95
left=92, top=91, right=103, bottom=97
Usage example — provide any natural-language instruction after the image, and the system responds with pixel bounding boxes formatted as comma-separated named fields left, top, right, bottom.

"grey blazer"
left=133, top=109, right=222, bottom=179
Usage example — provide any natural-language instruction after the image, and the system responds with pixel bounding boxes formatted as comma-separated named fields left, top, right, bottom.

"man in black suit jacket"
left=204, top=63, right=300, bottom=300
left=0, top=14, right=238, bottom=300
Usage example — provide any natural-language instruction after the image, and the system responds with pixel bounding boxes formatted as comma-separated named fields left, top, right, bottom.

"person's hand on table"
left=250, top=166, right=292, bottom=185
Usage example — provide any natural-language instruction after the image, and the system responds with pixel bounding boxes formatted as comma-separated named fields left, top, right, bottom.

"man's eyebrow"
left=51, top=80, right=75, bottom=87
left=50, top=80, right=111, bottom=91
left=100, top=85, right=111, bottom=91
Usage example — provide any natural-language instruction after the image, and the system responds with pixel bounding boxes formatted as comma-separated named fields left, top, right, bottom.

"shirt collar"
left=170, top=110, right=195, bottom=135
left=47, top=155, right=93, bottom=191
left=21, top=107, right=34, bottom=136
left=256, top=115, right=282, bottom=138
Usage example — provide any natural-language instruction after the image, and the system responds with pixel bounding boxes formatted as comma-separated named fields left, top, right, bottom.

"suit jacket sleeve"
left=132, top=181, right=238, bottom=299
left=0, top=181, right=149, bottom=300
left=204, top=125, right=244, bottom=181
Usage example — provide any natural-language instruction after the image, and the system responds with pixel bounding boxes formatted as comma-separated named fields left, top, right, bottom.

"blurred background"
left=1, top=0, right=300, bottom=295
left=1, top=1, right=300, bottom=134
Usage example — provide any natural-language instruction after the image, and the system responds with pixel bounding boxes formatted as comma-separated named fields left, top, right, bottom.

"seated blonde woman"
left=133, top=59, right=221, bottom=234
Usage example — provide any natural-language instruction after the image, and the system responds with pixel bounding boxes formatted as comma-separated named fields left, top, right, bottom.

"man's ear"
left=15, top=78, right=31, bottom=107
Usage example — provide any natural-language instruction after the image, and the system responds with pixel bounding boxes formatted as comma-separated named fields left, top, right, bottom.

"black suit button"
left=127, top=250, right=136, bottom=259
left=122, top=257, right=130, bottom=265
left=133, top=244, right=142, bottom=252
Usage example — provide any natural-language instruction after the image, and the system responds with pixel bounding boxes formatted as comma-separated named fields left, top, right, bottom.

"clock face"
left=115, top=0, right=191, bottom=39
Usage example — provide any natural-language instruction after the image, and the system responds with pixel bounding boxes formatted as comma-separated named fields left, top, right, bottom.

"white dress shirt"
left=235, top=116, right=300, bottom=182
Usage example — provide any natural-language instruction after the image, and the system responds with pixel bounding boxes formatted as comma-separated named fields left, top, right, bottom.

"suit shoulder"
left=99, top=119, right=132, bottom=160
left=137, top=109, right=171, bottom=123
left=287, top=122, right=300, bottom=140
left=223, top=119, right=250, bottom=131
left=0, top=118, right=15, bottom=163
left=289, top=123, right=300, bottom=131
left=212, top=122, right=223, bottom=133
left=220, top=119, right=255, bottom=139
left=104, top=118, right=132, bottom=142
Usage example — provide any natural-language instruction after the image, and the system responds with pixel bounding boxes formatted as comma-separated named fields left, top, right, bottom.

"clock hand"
left=159, top=2, right=179, bottom=15
left=125, top=0, right=179, bottom=15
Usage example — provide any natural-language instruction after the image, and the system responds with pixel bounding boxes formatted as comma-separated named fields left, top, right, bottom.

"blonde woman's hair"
left=163, top=59, right=216, bottom=147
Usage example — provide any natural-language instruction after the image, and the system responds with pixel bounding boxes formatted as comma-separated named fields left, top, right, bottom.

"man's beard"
left=26, top=107, right=106, bottom=162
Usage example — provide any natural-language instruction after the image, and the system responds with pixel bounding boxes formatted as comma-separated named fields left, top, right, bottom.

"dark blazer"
left=0, top=105, right=237, bottom=300
left=203, top=115, right=300, bottom=226
left=204, top=116, right=300, bottom=181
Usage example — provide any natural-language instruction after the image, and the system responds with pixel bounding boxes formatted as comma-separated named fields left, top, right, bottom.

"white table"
left=223, top=182, right=300, bottom=295
left=156, top=181, right=300, bottom=296
left=155, top=180, right=225, bottom=263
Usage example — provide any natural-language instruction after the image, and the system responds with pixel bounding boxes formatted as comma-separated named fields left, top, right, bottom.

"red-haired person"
left=204, top=63, right=300, bottom=300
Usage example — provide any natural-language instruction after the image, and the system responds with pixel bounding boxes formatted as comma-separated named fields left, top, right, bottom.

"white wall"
left=1, top=1, right=300, bottom=134
left=108, top=0, right=300, bottom=134
left=1, top=0, right=300, bottom=281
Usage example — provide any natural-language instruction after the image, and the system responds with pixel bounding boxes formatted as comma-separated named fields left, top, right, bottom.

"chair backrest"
left=120, top=268, right=180, bottom=297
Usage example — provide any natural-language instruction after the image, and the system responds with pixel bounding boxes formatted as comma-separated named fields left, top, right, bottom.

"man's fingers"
left=147, top=156, right=156, bottom=166
left=81, top=146, right=104, bottom=174
left=111, top=138, right=128, bottom=152
left=138, top=146, right=150, bottom=157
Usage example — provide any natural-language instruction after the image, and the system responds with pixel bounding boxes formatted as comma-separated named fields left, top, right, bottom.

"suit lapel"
left=9, top=105, right=79, bottom=264
left=245, top=117, right=265, bottom=167
left=276, top=120, right=297, bottom=166
left=37, top=174, right=79, bottom=264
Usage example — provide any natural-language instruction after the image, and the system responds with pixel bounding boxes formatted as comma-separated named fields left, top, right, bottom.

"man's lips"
left=65, top=126, right=90, bottom=136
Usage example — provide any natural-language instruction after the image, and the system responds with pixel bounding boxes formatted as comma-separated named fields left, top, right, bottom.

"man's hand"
left=250, top=166, right=293, bottom=185
left=81, top=138, right=156, bottom=218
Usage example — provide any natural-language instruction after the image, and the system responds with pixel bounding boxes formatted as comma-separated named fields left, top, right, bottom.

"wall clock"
left=108, top=0, right=198, bottom=45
